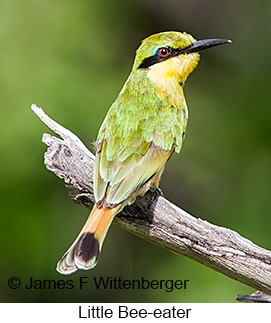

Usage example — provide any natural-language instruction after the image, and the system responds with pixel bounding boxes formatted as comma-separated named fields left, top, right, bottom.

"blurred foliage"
left=0, top=0, right=270, bottom=302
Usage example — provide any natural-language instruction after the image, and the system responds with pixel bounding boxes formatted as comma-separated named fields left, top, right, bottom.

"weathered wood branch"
left=32, top=104, right=271, bottom=298
left=236, top=291, right=271, bottom=303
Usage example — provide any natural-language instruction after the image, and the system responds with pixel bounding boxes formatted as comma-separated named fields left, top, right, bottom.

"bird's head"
left=133, top=31, right=231, bottom=85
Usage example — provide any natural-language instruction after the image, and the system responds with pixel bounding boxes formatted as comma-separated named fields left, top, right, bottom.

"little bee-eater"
left=57, top=31, right=231, bottom=274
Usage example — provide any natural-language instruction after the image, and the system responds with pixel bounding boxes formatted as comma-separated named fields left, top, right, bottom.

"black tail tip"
left=75, top=232, right=100, bottom=265
left=56, top=232, right=100, bottom=275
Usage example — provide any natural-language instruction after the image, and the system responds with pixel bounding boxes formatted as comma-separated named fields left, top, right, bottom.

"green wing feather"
left=93, top=69, right=188, bottom=207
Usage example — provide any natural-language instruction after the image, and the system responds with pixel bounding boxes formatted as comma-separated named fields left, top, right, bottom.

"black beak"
left=183, top=38, right=232, bottom=54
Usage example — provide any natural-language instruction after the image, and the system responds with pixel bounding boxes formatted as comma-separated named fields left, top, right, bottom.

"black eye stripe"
left=138, top=47, right=181, bottom=69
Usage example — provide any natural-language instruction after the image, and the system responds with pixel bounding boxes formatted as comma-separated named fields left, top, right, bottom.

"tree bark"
left=31, top=104, right=271, bottom=298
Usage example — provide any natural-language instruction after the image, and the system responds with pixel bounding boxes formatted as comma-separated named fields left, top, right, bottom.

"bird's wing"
left=93, top=76, right=187, bottom=207
left=94, top=138, right=172, bottom=206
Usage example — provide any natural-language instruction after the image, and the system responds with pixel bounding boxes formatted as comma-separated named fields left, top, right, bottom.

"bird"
left=57, top=31, right=231, bottom=274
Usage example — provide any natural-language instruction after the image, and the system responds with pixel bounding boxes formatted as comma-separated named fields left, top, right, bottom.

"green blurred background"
left=0, top=0, right=270, bottom=302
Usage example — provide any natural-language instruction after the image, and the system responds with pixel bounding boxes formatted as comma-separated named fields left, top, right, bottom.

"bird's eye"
left=157, top=47, right=171, bottom=57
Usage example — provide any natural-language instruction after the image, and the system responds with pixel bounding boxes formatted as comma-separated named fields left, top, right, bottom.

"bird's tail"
left=56, top=204, right=121, bottom=275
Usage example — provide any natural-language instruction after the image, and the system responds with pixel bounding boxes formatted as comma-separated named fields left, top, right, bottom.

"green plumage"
left=57, top=31, right=231, bottom=274
left=93, top=32, right=197, bottom=207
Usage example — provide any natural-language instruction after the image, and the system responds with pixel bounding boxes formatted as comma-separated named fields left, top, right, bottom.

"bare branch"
left=31, top=104, right=271, bottom=297
left=237, top=291, right=271, bottom=303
